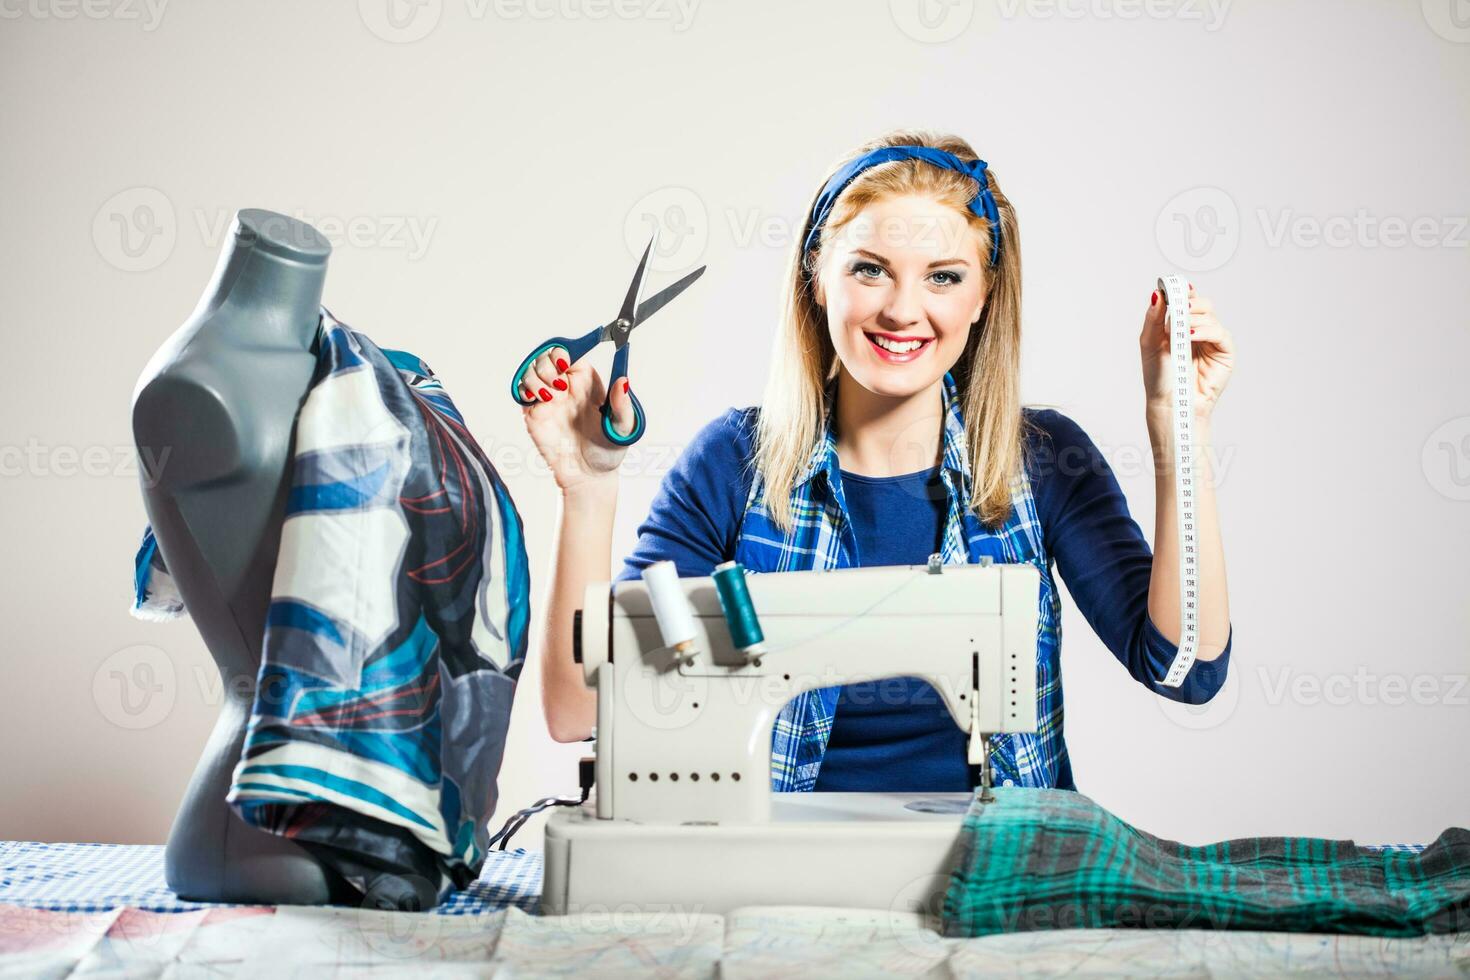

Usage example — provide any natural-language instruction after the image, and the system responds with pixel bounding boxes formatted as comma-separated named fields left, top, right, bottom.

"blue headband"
left=802, top=145, right=1001, bottom=267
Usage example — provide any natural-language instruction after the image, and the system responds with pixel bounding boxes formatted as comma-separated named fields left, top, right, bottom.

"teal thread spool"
left=712, top=560, right=766, bottom=657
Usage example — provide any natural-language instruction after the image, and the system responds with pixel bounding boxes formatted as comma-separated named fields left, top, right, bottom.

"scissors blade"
left=634, top=265, right=706, bottom=327
left=617, top=232, right=656, bottom=325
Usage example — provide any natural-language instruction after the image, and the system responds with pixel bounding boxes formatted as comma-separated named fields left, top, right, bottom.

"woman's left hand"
left=1140, top=281, right=1235, bottom=421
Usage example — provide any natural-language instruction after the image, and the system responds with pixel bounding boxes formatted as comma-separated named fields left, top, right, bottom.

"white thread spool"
left=641, top=560, right=699, bottom=659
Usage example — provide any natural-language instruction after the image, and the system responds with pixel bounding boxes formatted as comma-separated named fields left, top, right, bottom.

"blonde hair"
left=753, top=129, right=1033, bottom=532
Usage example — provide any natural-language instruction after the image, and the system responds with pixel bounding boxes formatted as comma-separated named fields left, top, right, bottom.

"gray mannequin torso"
left=132, top=209, right=349, bottom=904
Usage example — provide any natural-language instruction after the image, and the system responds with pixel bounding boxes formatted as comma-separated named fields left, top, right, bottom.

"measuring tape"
left=1157, top=273, right=1199, bottom=688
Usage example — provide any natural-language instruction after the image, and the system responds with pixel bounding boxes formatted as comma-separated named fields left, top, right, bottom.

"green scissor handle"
left=508, top=327, right=603, bottom=406
left=599, top=342, right=645, bottom=446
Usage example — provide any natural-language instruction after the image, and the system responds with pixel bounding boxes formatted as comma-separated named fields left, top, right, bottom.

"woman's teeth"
left=870, top=335, right=926, bottom=353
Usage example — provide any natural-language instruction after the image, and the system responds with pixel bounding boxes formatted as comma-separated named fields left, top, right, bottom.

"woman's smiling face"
left=816, top=193, right=987, bottom=398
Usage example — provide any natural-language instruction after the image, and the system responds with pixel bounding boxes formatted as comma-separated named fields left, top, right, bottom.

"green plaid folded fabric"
left=942, top=788, right=1470, bottom=938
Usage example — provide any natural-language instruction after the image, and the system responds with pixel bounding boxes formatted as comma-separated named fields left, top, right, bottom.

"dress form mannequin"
left=132, top=209, right=351, bottom=904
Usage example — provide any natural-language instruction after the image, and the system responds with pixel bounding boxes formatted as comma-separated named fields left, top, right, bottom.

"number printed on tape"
left=1157, top=274, right=1199, bottom=688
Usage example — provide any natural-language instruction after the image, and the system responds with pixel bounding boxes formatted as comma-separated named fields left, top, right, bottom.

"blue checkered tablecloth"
left=0, top=840, right=542, bottom=915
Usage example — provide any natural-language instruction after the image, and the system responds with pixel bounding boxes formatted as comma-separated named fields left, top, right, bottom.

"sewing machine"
left=541, top=557, right=1040, bottom=915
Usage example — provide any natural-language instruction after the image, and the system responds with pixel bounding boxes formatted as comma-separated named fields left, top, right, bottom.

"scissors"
left=510, top=233, right=705, bottom=447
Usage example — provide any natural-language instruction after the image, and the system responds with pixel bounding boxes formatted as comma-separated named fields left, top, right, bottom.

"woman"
left=518, top=129, right=1235, bottom=792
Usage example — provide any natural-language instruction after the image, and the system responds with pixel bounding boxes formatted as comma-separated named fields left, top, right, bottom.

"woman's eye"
left=929, top=270, right=963, bottom=287
left=851, top=261, right=886, bottom=280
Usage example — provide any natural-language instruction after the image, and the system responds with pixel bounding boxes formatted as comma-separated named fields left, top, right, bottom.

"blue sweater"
left=615, top=407, right=1232, bottom=792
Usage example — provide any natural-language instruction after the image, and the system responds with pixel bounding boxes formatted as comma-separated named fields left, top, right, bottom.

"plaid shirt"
left=735, top=372, right=1073, bottom=792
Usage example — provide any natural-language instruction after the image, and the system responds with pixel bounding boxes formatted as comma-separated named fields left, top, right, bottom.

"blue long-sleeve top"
left=614, top=406, right=1232, bottom=791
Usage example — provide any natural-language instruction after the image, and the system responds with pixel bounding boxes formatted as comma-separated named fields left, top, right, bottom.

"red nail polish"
left=1190, top=327, right=1196, bottom=334
left=1188, top=282, right=1194, bottom=290
left=555, top=357, right=569, bottom=372
left=622, top=380, right=629, bottom=394
left=538, top=388, right=552, bottom=401
left=552, top=378, right=567, bottom=391
left=1150, top=292, right=1157, bottom=307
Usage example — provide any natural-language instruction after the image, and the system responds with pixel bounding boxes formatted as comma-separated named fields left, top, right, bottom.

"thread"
left=713, top=560, right=766, bottom=656
left=641, top=560, right=697, bottom=656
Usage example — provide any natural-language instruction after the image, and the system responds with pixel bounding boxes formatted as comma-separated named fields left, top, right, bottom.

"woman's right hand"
left=518, top=346, right=638, bottom=495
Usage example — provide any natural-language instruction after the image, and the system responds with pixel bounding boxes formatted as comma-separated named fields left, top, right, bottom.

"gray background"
left=1, top=0, right=1466, bottom=849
